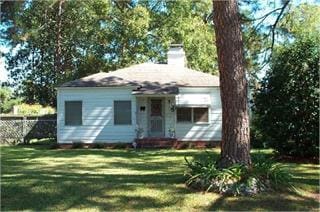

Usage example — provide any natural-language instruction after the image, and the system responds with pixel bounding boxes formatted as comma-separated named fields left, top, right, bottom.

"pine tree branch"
left=248, top=0, right=291, bottom=69
left=270, top=0, right=291, bottom=56
left=243, top=7, right=283, bottom=23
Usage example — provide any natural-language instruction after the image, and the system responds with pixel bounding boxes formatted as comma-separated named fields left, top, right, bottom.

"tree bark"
left=212, top=0, right=251, bottom=167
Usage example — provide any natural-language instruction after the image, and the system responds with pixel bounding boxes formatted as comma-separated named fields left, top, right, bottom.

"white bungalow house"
left=57, top=45, right=222, bottom=146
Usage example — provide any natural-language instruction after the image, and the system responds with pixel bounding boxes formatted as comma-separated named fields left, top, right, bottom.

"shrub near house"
left=253, top=37, right=319, bottom=157
left=13, top=104, right=55, bottom=115
left=0, top=87, right=55, bottom=115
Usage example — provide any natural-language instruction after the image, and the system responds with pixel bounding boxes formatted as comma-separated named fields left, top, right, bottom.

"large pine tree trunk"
left=213, top=0, right=251, bottom=167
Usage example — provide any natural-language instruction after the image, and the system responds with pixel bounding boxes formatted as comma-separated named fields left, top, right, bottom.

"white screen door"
left=149, top=99, right=164, bottom=137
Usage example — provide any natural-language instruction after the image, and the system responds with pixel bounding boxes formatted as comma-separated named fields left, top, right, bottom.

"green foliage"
left=250, top=117, right=269, bottom=149
left=3, top=0, right=112, bottom=105
left=15, top=103, right=41, bottom=115
left=280, top=4, right=320, bottom=40
left=14, top=103, right=55, bottom=115
left=241, top=2, right=320, bottom=87
left=0, top=87, right=22, bottom=113
left=253, top=37, right=319, bottom=157
left=0, top=87, right=11, bottom=101
left=185, top=154, right=294, bottom=196
left=1, top=98, right=22, bottom=114
left=157, top=0, right=217, bottom=73
left=251, top=154, right=293, bottom=189
left=2, top=0, right=218, bottom=106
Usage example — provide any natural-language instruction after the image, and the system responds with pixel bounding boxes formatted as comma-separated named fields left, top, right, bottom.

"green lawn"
left=1, top=145, right=319, bottom=211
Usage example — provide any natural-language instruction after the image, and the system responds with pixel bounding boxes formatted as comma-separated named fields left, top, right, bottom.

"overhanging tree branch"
left=243, top=7, right=283, bottom=23
left=245, top=0, right=291, bottom=69
left=270, top=0, right=290, bottom=55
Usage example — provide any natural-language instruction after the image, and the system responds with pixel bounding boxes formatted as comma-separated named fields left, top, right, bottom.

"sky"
left=0, top=0, right=318, bottom=83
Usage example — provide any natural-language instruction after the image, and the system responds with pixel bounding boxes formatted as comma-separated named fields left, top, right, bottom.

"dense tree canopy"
left=1, top=0, right=218, bottom=106
left=2, top=0, right=290, bottom=106
left=2, top=0, right=112, bottom=105
left=2, top=0, right=302, bottom=106
left=280, top=3, right=320, bottom=39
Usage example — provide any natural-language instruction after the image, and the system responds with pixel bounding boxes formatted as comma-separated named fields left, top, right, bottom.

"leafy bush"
left=18, top=104, right=41, bottom=115
left=250, top=121, right=268, bottom=149
left=253, top=38, right=319, bottom=157
left=0, top=87, right=56, bottom=115
left=1, top=98, right=23, bottom=113
left=0, top=87, right=22, bottom=113
left=185, top=154, right=293, bottom=196
left=251, top=154, right=293, bottom=189
left=250, top=114, right=273, bottom=149
left=14, top=103, right=55, bottom=115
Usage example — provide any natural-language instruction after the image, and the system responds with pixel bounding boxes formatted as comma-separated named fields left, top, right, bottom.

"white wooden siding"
left=176, top=94, right=210, bottom=106
left=175, top=87, right=222, bottom=141
left=164, top=96, right=175, bottom=137
left=57, top=86, right=222, bottom=143
left=136, top=97, right=148, bottom=137
left=57, top=88, right=136, bottom=143
left=136, top=96, right=175, bottom=138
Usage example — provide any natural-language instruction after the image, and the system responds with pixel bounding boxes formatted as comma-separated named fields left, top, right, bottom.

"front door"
left=149, top=99, right=164, bottom=137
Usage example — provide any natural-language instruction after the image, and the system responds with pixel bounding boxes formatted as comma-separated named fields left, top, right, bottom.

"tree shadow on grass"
left=2, top=145, right=318, bottom=211
left=208, top=191, right=319, bottom=211
left=1, top=146, right=212, bottom=211
left=2, top=144, right=217, bottom=159
left=1, top=170, right=191, bottom=211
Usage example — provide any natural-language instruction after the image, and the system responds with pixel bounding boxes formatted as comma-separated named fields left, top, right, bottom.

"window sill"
left=194, top=122, right=210, bottom=125
left=114, top=124, right=132, bottom=126
left=176, top=122, right=209, bottom=125
left=177, top=121, right=192, bottom=124
left=65, top=125, right=82, bottom=127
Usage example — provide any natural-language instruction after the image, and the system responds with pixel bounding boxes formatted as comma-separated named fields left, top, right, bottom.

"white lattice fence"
left=0, top=116, right=57, bottom=144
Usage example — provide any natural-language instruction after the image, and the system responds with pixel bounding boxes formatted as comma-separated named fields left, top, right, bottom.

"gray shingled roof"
left=60, top=63, right=219, bottom=92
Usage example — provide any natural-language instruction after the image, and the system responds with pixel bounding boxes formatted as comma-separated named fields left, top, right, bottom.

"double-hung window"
left=65, top=101, right=82, bottom=126
left=177, top=107, right=209, bottom=123
left=176, top=107, right=192, bottom=123
left=114, top=101, right=132, bottom=125
left=193, top=107, right=209, bottom=123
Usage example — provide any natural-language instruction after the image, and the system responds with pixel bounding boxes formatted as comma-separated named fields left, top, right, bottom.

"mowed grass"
left=1, top=145, right=319, bottom=211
